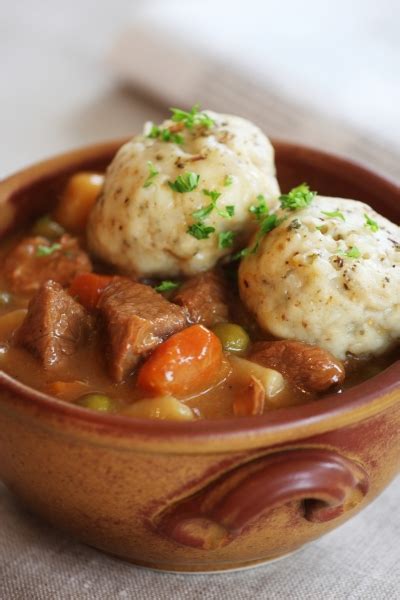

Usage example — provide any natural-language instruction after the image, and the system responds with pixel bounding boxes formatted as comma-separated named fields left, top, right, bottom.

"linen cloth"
left=1, top=1, right=399, bottom=598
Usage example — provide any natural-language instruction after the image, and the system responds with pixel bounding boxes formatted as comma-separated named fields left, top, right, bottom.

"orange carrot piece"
left=137, top=324, right=223, bottom=397
left=69, top=272, right=114, bottom=310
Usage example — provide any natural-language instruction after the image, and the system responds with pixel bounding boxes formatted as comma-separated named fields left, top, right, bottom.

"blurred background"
left=1, top=0, right=399, bottom=179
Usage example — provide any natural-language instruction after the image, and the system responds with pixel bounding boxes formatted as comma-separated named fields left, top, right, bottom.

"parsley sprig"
left=249, top=194, right=268, bottom=220
left=143, top=161, right=159, bottom=188
left=155, top=280, right=180, bottom=293
left=364, top=213, right=379, bottom=232
left=187, top=223, right=216, bottom=240
left=338, top=246, right=361, bottom=259
left=322, top=210, right=345, bottom=221
left=170, top=104, right=214, bottom=130
left=279, top=183, right=316, bottom=211
left=169, top=172, right=200, bottom=193
left=147, top=124, right=184, bottom=145
left=36, top=243, right=61, bottom=257
left=188, top=189, right=235, bottom=241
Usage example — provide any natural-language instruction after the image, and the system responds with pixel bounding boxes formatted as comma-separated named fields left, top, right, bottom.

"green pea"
left=31, top=215, right=65, bottom=239
left=77, top=393, right=115, bottom=412
left=212, top=323, right=250, bottom=354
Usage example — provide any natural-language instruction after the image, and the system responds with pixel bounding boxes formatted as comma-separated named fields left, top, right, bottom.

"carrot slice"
left=137, top=324, right=223, bottom=397
left=69, top=273, right=114, bottom=310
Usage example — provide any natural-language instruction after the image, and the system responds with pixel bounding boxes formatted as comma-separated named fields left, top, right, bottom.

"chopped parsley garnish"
left=169, top=172, right=200, bottom=193
left=338, top=246, right=361, bottom=259
left=36, top=243, right=61, bottom=257
left=221, top=205, right=235, bottom=218
left=192, top=203, right=215, bottom=221
left=170, top=104, right=214, bottom=130
left=218, top=231, right=235, bottom=248
left=223, top=174, right=233, bottom=187
left=234, top=214, right=281, bottom=259
left=322, top=210, right=345, bottom=221
left=364, top=213, right=379, bottom=232
left=143, top=161, right=159, bottom=188
left=187, top=223, right=216, bottom=240
left=249, top=194, right=268, bottom=220
left=192, top=189, right=234, bottom=222
left=202, top=189, right=221, bottom=203
left=155, top=280, right=180, bottom=293
left=279, top=183, right=316, bottom=211
left=147, top=124, right=184, bottom=145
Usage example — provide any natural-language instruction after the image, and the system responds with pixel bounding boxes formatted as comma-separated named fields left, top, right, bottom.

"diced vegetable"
left=53, top=172, right=104, bottom=232
left=137, top=324, right=223, bottom=397
left=76, top=393, right=115, bottom=412
left=122, top=396, right=195, bottom=420
left=69, top=273, right=114, bottom=310
left=212, top=323, right=250, bottom=354
left=229, top=355, right=285, bottom=399
left=31, top=215, right=65, bottom=239
left=47, top=380, right=89, bottom=401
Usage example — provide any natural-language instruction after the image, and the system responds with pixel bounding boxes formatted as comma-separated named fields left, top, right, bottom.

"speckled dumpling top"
left=87, top=108, right=280, bottom=277
left=239, top=195, right=400, bottom=360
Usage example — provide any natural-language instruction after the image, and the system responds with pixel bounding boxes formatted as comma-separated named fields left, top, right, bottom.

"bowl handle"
left=156, top=448, right=369, bottom=549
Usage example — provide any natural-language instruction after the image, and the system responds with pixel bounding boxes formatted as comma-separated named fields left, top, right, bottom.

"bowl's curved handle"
left=156, top=449, right=369, bottom=550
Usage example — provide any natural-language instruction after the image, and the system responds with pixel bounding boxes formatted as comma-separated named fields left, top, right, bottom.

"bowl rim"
left=0, top=139, right=399, bottom=452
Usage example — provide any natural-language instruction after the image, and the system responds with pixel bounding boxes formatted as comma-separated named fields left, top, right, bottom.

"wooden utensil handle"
left=157, top=449, right=369, bottom=550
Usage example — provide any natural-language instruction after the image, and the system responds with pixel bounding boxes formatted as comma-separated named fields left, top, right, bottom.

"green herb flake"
left=155, top=280, right=180, bottom=293
left=147, top=124, right=160, bottom=139
left=249, top=195, right=269, bottom=220
left=338, top=246, right=361, bottom=259
left=218, top=231, right=235, bottom=248
left=321, top=210, right=345, bottom=222
left=223, top=175, right=233, bottom=187
left=234, top=214, right=281, bottom=260
left=279, top=183, right=316, bottom=211
left=170, top=104, right=214, bottom=130
left=147, top=123, right=184, bottom=145
left=187, top=223, right=216, bottom=240
left=192, top=203, right=215, bottom=221
left=36, top=243, right=61, bottom=257
left=203, top=189, right=221, bottom=203
left=364, top=213, right=379, bottom=232
left=169, top=172, right=200, bottom=193
left=143, top=161, right=159, bottom=188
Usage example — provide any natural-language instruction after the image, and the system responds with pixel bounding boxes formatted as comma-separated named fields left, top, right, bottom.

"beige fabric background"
left=1, top=1, right=399, bottom=598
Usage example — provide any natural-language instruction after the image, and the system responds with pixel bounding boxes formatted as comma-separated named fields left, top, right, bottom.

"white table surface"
left=0, top=1, right=399, bottom=598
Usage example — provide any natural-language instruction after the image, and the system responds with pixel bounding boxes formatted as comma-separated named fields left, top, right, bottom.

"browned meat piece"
left=173, top=271, right=229, bottom=328
left=98, top=278, right=188, bottom=381
left=249, top=340, right=345, bottom=393
left=17, top=280, right=90, bottom=367
left=4, top=234, right=92, bottom=294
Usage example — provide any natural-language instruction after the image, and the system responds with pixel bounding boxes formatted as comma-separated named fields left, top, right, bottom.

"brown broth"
left=0, top=227, right=398, bottom=420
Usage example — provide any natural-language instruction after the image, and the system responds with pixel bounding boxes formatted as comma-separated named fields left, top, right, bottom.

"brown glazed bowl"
left=0, top=140, right=399, bottom=572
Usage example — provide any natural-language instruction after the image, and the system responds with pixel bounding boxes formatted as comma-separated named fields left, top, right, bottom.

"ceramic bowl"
left=0, top=140, right=399, bottom=572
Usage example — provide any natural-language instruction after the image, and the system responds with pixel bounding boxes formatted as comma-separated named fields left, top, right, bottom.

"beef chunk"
left=17, top=280, right=89, bottom=367
left=173, top=271, right=229, bottom=328
left=4, top=234, right=92, bottom=294
left=98, top=278, right=187, bottom=381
